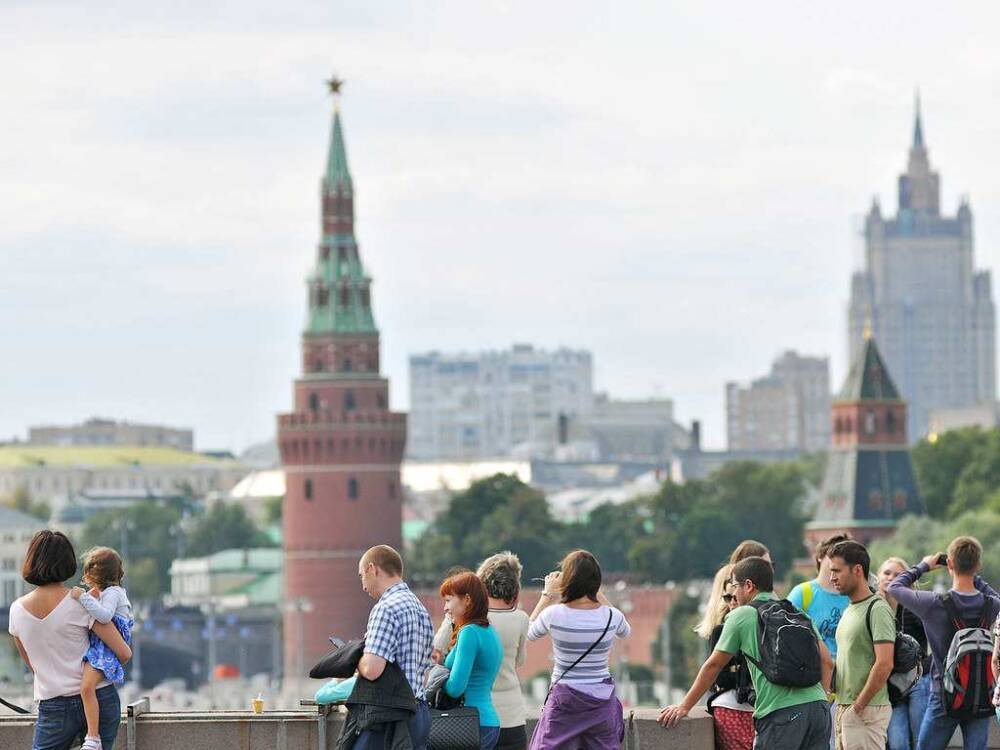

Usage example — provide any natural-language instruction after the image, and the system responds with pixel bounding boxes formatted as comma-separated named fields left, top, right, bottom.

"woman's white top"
left=8, top=591, right=110, bottom=701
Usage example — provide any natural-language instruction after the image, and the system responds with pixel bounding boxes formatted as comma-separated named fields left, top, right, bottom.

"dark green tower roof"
left=325, top=109, right=353, bottom=193
left=837, top=337, right=901, bottom=401
left=305, top=99, right=376, bottom=336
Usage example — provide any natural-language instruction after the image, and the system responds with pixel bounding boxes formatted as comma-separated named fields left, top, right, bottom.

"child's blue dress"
left=79, top=585, right=134, bottom=684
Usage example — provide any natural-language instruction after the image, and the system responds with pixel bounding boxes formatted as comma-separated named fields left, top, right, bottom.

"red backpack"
left=939, top=593, right=996, bottom=720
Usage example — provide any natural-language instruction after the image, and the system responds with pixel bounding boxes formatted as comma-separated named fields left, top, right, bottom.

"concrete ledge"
left=6, top=705, right=995, bottom=749
left=0, top=706, right=715, bottom=750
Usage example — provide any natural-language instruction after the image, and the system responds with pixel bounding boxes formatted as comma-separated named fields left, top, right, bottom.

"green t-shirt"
left=716, top=593, right=827, bottom=719
left=833, top=594, right=895, bottom=705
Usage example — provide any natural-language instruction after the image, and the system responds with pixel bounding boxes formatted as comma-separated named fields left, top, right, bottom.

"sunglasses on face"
left=722, top=593, right=736, bottom=603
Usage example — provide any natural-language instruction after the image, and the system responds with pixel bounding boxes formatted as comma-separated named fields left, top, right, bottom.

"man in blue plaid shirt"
left=357, top=545, right=434, bottom=749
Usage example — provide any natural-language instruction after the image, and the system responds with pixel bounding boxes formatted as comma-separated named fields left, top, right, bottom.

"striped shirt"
left=527, top=604, right=630, bottom=697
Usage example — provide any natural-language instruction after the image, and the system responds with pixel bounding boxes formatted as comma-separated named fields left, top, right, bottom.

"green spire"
left=838, top=336, right=901, bottom=401
left=325, top=108, right=353, bottom=192
left=306, top=87, right=376, bottom=337
left=912, top=91, right=924, bottom=149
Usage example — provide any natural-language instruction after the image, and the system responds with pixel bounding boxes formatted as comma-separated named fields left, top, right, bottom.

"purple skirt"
left=529, top=680, right=624, bottom=750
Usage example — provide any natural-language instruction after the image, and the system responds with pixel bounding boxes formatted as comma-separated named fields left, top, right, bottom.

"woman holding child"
left=7, top=531, right=132, bottom=750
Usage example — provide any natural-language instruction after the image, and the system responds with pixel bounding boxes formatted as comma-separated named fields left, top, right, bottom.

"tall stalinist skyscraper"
left=848, top=98, right=996, bottom=439
left=278, top=80, right=407, bottom=674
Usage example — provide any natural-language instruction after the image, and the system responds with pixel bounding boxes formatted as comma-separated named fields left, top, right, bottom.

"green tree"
left=912, top=427, right=992, bottom=518
left=870, top=510, right=1000, bottom=586
left=79, top=501, right=183, bottom=600
left=411, top=474, right=563, bottom=583
left=185, top=502, right=274, bottom=557
left=561, top=501, right=650, bottom=575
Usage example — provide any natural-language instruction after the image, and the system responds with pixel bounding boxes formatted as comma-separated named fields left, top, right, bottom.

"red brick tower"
left=278, top=79, right=406, bottom=676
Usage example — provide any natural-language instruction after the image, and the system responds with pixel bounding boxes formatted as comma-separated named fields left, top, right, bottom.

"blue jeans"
left=480, top=725, right=500, bottom=750
left=915, top=681, right=989, bottom=750
left=354, top=701, right=431, bottom=750
left=33, top=684, right=120, bottom=750
left=888, top=673, right=930, bottom=750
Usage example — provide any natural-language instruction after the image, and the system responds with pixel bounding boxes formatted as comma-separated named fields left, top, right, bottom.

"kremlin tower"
left=278, top=79, right=407, bottom=676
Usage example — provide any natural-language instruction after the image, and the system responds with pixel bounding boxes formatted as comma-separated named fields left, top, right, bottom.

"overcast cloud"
left=3, top=2, right=1000, bottom=451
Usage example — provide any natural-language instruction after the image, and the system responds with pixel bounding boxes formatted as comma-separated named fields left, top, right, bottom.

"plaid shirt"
left=364, top=581, right=434, bottom=698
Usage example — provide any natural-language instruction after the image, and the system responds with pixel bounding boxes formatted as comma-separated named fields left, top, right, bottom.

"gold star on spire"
left=326, top=76, right=344, bottom=96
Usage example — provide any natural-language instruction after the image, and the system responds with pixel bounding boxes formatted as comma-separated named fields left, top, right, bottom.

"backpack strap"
left=863, top=596, right=879, bottom=643
left=940, top=592, right=981, bottom=631
left=801, top=581, right=814, bottom=614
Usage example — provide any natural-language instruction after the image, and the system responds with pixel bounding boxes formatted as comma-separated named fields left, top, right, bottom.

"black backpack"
left=939, top=594, right=995, bottom=720
left=861, top=598, right=924, bottom=704
left=744, top=598, right=822, bottom=688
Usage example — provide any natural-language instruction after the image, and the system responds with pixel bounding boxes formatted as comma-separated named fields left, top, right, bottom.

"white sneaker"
left=81, top=736, right=102, bottom=750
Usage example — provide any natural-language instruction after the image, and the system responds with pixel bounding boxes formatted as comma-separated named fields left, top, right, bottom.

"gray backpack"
left=939, top=593, right=995, bottom=720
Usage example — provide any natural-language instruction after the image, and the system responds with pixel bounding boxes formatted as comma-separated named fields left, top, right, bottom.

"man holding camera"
left=886, top=536, right=1000, bottom=750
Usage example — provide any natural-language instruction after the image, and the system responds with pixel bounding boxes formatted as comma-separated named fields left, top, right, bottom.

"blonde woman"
left=699, top=564, right=754, bottom=750
left=877, top=556, right=929, bottom=750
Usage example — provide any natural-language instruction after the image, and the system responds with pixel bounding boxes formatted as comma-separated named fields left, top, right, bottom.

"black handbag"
left=428, top=705, right=480, bottom=750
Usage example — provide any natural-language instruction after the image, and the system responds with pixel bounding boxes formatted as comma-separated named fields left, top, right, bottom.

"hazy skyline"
left=4, top=2, right=1000, bottom=451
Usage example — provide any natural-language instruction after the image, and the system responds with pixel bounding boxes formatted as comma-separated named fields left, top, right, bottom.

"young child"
left=70, top=546, right=133, bottom=750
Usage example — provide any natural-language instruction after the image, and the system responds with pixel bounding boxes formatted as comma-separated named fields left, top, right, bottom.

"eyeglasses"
left=722, top=593, right=736, bottom=603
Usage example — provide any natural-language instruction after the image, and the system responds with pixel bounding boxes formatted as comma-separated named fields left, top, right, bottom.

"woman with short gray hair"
left=433, top=552, right=530, bottom=750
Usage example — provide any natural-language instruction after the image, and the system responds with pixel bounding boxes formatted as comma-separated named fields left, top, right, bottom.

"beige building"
left=0, top=507, right=47, bottom=607
left=726, top=351, right=831, bottom=453
left=0, top=445, right=246, bottom=511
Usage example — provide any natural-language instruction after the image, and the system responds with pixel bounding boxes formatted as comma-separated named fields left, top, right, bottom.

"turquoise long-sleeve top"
left=444, top=623, right=503, bottom=727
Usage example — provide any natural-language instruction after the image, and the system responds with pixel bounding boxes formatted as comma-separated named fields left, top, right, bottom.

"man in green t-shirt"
left=827, top=540, right=895, bottom=750
left=660, top=557, right=833, bottom=749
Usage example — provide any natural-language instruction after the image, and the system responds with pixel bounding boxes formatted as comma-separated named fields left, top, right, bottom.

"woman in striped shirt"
left=527, top=549, right=631, bottom=750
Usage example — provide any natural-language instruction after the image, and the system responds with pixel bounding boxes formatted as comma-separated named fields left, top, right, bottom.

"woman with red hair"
left=439, top=571, right=504, bottom=750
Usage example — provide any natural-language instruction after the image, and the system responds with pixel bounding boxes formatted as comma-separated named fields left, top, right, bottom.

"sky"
left=4, top=2, right=1000, bottom=452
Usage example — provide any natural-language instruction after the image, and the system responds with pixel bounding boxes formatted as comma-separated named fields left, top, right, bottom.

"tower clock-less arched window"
left=304, top=478, right=313, bottom=501
left=309, top=393, right=320, bottom=412
left=348, top=478, right=359, bottom=500
left=344, top=390, right=356, bottom=411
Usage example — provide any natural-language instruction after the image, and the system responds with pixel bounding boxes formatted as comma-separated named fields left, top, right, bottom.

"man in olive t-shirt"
left=828, top=541, right=895, bottom=750
left=660, top=557, right=833, bottom=749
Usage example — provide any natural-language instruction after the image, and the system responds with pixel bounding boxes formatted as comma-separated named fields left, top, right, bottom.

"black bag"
left=309, top=637, right=365, bottom=679
left=861, top=598, right=923, bottom=704
left=428, top=706, right=480, bottom=750
left=744, top=598, right=822, bottom=688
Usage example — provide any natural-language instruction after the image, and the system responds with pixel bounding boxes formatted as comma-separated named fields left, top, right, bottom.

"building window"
left=344, top=391, right=356, bottom=411
left=388, top=480, right=396, bottom=500
left=343, top=358, right=353, bottom=372
left=309, top=393, right=320, bottom=412
left=304, top=479, right=313, bottom=501
left=348, top=478, right=359, bottom=500
left=376, top=393, right=386, bottom=408
left=886, top=410, right=896, bottom=434
left=864, top=410, right=877, bottom=435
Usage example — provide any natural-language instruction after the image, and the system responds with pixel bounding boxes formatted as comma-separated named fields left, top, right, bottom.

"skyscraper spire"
left=913, top=89, right=924, bottom=149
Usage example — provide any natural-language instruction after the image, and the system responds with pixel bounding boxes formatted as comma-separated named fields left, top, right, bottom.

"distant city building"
left=0, top=507, right=46, bottom=607
left=928, top=403, right=1000, bottom=435
left=726, top=351, right=831, bottom=453
left=29, top=417, right=194, bottom=451
left=848, top=99, right=996, bottom=439
left=0, top=445, right=245, bottom=510
left=583, top=395, right=676, bottom=463
left=807, top=335, right=922, bottom=549
left=408, top=344, right=593, bottom=459
left=169, top=548, right=282, bottom=611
